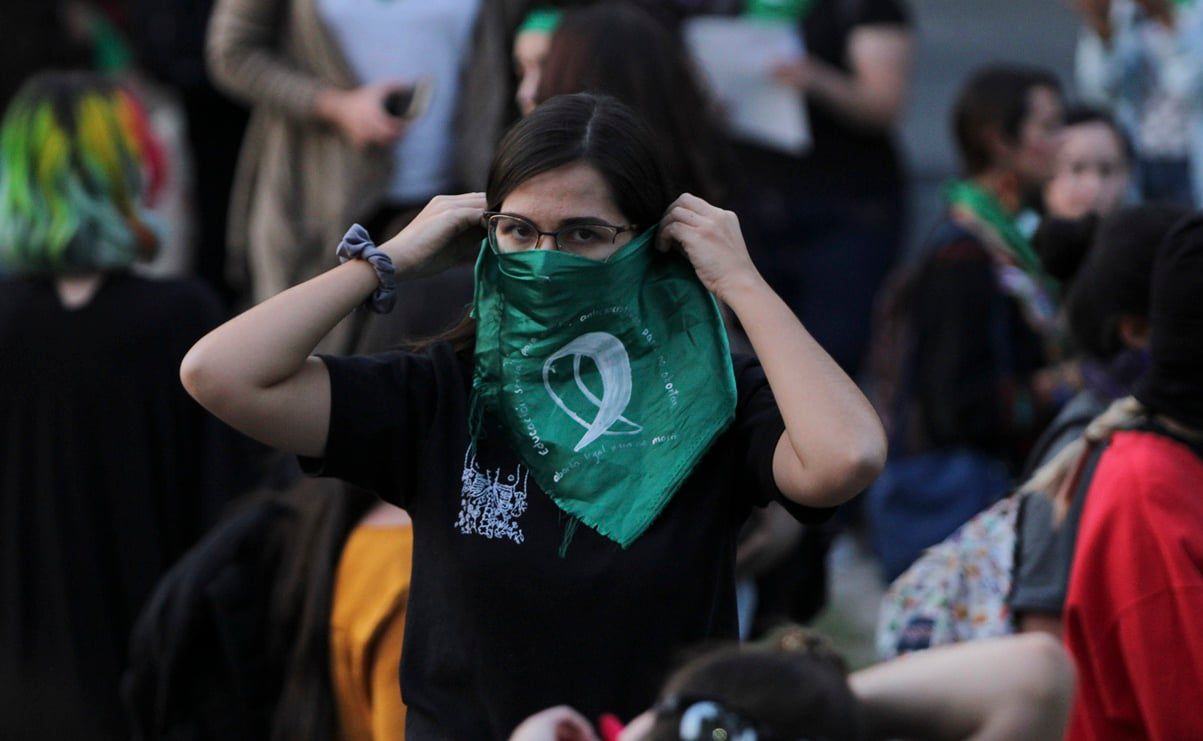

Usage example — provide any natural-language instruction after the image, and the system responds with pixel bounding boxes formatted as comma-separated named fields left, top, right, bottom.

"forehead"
left=1061, top=121, right=1124, bottom=156
left=1026, top=86, right=1064, bottom=121
left=500, top=161, right=626, bottom=226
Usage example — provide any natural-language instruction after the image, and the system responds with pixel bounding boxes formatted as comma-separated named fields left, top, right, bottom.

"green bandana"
left=743, top=0, right=818, bottom=22
left=518, top=7, right=563, bottom=35
left=470, top=228, right=737, bottom=549
left=945, top=180, right=1056, bottom=290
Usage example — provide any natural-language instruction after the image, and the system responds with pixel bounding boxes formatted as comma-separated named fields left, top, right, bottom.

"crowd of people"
left=1, top=0, right=1202, bottom=739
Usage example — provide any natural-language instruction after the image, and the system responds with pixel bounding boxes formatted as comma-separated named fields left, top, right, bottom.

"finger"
left=674, top=192, right=718, bottom=215
left=668, top=205, right=704, bottom=228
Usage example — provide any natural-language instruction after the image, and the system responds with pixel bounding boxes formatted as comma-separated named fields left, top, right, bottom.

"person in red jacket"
left=1056, top=212, right=1203, bottom=740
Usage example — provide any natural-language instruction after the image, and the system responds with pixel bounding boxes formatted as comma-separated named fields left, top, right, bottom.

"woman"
left=205, top=0, right=527, bottom=312
left=866, top=65, right=1070, bottom=581
left=0, top=72, right=237, bottom=739
left=1027, top=213, right=1203, bottom=739
left=182, top=93, right=885, bottom=736
left=1044, top=107, right=1134, bottom=220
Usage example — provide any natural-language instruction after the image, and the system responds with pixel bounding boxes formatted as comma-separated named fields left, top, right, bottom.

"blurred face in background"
left=1011, top=86, right=1065, bottom=187
left=513, top=29, right=552, bottom=116
left=1045, top=120, right=1131, bottom=219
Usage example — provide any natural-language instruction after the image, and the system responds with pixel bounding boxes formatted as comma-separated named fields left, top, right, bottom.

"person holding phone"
left=206, top=0, right=525, bottom=329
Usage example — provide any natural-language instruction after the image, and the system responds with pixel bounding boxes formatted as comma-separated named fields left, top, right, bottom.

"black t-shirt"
left=301, top=342, right=830, bottom=739
left=735, top=0, right=911, bottom=195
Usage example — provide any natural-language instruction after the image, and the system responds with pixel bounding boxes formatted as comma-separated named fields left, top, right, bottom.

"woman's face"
left=495, top=160, right=636, bottom=262
left=1011, top=86, right=1065, bottom=187
left=513, top=30, right=552, bottom=116
left=1044, top=121, right=1131, bottom=219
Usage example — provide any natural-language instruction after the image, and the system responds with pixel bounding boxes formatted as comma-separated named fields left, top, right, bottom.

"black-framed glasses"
left=481, top=211, right=639, bottom=256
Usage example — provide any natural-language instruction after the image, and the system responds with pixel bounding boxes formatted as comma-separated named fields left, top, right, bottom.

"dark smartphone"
left=382, top=80, right=432, bottom=120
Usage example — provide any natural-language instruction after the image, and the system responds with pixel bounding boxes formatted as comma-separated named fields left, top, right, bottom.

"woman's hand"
left=509, top=706, right=600, bottom=741
left=315, top=82, right=408, bottom=149
left=657, top=193, right=763, bottom=302
left=381, top=193, right=487, bottom=278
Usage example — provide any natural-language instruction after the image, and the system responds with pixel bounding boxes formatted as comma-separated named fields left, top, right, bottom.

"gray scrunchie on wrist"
left=336, top=224, right=397, bottom=314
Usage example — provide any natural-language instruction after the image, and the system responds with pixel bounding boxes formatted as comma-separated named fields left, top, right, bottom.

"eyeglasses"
left=481, top=212, right=639, bottom=256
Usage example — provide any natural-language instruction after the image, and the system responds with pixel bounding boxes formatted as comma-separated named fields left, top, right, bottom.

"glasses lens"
left=678, top=702, right=758, bottom=741
left=557, top=225, right=618, bottom=253
left=490, top=215, right=539, bottom=253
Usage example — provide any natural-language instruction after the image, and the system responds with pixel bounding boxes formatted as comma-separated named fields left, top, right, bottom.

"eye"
left=498, top=220, right=534, bottom=239
left=562, top=226, right=609, bottom=246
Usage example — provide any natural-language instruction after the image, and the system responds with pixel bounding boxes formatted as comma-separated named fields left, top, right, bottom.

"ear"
left=1117, top=315, right=1151, bottom=350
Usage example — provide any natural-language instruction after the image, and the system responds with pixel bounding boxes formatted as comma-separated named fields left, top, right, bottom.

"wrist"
left=314, top=87, right=347, bottom=126
left=716, top=269, right=771, bottom=310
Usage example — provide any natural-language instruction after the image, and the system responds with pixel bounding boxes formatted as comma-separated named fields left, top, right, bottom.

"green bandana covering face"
left=470, top=227, right=737, bottom=548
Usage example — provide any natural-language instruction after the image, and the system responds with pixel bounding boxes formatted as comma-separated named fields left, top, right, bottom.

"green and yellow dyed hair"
left=0, top=71, right=162, bottom=275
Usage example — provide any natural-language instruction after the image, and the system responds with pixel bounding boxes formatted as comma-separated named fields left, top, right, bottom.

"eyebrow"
left=499, top=212, right=619, bottom=229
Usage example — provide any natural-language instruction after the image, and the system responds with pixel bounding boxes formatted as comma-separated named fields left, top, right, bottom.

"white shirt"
left=319, top=0, right=481, bottom=202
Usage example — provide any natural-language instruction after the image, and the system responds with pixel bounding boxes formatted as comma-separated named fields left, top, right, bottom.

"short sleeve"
left=298, top=350, right=438, bottom=507
left=853, top=0, right=911, bottom=28
left=731, top=356, right=835, bottom=524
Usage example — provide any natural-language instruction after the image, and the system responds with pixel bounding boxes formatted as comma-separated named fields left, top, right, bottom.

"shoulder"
left=923, top=219, right=990, bottom=263
left=322, top=341, right=468, bottom=398
left=1086, top=431, right=1203, bottom=529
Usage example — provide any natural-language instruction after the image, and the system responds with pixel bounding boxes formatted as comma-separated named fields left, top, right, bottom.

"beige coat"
left=206, top=0, right=525, bottom=304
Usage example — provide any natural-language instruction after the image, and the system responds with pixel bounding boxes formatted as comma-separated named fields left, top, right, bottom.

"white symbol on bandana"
left=543, top=332, right=643, bottom=452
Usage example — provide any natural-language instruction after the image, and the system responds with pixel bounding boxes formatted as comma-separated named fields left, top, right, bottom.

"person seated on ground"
left=510, top=629, right=1074, bottom=741
left=866, top=65, right=1071, bottom=582
left=1030, top=213, right=1203, bottom=740
left=1012, top=204, right=1188, bottom=638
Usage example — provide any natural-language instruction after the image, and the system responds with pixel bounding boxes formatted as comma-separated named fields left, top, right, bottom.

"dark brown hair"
left=534, top=2, right=730, bottom=203
left=952, top=65, right=1062, bottom=176
left=645, top=628, right=865, bottom=741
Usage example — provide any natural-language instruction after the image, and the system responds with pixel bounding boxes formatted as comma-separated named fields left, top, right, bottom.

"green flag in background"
left=471, top=228, right=737, bottom=549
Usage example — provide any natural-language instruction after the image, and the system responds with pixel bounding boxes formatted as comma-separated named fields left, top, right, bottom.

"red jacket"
left=1064, top=429, right=1203, bottom=740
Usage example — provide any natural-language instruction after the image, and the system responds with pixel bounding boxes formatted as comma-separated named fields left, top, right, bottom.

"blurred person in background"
left=205, top=0, right=527, bottom=341
left=1044, top=106, right=1134, bottom=219
left=125, top=0, right=249, bottom=306
left=867, top=66, right=1070, bottom=581
left=0, top=71, right=239, bottom=739
left=1011, top=204, right=1187, bottom=638
left=1075, top=0, right=1203, bottom=206
left=734, top=0, right=915, bottom=379
left=1025, top=214, right=1203, bottom=740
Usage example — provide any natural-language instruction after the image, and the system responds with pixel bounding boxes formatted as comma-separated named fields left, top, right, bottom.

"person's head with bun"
left=1044, top=106, right=1132, bottom=219
left=641, top=627, right=865, bottom=741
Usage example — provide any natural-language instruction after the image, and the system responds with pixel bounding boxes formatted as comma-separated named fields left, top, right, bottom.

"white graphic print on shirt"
left=455, top=447, right=528, bottom=543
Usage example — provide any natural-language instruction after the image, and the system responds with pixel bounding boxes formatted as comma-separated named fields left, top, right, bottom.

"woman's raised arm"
left=180, top=194, right=486, bottom=458
left=659, top=194, right=887, bottom=509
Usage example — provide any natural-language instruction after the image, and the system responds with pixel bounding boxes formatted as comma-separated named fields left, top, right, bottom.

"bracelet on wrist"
left=336, top=224, right=397, bottom=314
